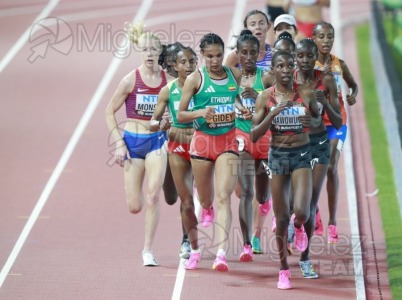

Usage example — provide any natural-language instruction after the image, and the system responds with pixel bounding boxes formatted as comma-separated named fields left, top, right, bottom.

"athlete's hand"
left=203, top=107, right=216, bottom=121
left=241, top=87, right=259, bottom=100
left=240, top=107, right=252, bottom=120
left=270, top=100, right=293, bottom=117
left=314, top=89, right=328, bottom=106
left=115, top=140, right=130, bottom=167
left=159, top=117, right=171, bottom=131
left=346, top=94, right=356, bottom=106
left=299, top=110, right=312, bottom=128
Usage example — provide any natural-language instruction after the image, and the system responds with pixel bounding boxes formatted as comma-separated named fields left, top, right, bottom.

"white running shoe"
left=142, top=251, right=158, bottom=266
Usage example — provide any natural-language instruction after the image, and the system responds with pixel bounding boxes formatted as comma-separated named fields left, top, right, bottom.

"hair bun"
left=239, top=29, right=253, bottom=36
left=124, top=21, right=146, bottom=45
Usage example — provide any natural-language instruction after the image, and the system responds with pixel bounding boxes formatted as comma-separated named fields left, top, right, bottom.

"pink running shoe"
left=212, top=255, right=228, bottom=272
left=314, top=210, right=324, bottom=236
left=259, top=198, right=272, bottom=216
left=239, top=244, right=253, bottom=262
left=292, top=214, right=308, bottom=252
left=328, top=225, right=339, bottom=244
left=200, top=206, right=214, bottom=227
left=277, top=269, right=292, bottom=290
left=272, top=216, right=276, bottom=232
left=184, top=252, right=201, bottom=270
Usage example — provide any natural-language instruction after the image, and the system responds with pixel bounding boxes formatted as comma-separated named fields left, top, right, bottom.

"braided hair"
left=158, top=42, right=184, bottom=77
left=158, top=43, right=198, bottom=77
left=199, top=33, right=225, bottom=53
left=236, top=29, right=260, bottom=50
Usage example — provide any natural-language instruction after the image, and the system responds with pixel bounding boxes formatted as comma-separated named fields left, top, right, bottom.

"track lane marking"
left=331, top=1, right=366, bottom=299
left=0, top=0, right=60, bottom=73
left=0, top=0, right=153, bottom=288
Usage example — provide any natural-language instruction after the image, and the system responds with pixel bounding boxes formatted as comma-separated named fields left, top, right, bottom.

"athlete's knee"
left=164, top=193, right=178, bottom=205
left=293, top=207, right=310, bottom=224
left=181, top=201, right=195, bottom=216
left=145, top=191, right=161, bottom=207
left=215, top=190, right=232, bottom=206
left=125, top=191, right=142, bottom=214
left=163, top=184, right=178, bottom=205
left=127, top=200, right=142, bottom=214
left=327, top=163, right=338, bottom=177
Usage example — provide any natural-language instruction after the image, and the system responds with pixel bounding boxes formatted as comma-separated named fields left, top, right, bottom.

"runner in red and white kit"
left=105, top=23, right=168, bottom=267
left=293, top=38, right=342, bottom=279
left=251, top=50, right=320, bottom=289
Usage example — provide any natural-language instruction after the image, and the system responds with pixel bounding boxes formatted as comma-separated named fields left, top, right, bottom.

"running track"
left=0, top=0, right=392, bottom=299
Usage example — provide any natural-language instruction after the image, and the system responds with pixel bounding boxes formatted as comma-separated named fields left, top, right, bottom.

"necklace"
left=274, top=85, right=294, bottom=97
left=242, top=70, right=256, bottom=79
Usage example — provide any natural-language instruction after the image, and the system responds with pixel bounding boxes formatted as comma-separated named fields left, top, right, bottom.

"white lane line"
left=330, top=1, right=367, bottom=299
left=171, top=193, right=202, bottom=300
left=0, top=0, right=60, bottom=73
left=224, top=0, right=247, bottom=60
left=0, top=0, right=153, bottom=288
left=171, top=2, right=248, bottom=299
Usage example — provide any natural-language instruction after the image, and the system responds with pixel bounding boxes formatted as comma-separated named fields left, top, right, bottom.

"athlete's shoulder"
left=184, top=68, right=202, bottom=88
left=224, top=49, right=239, bottom=67
left=166, top=78, right=178, bottom=89
left=120, top=70, right=136, bottom=93
left=259, top=86, right=273, bottom=100
left=226, top=66, right=242, bottom=82
left=161, top=83, right=171, bottom=95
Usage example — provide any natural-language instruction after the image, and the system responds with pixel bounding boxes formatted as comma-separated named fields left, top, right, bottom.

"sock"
left=191, top=248, right=201, bottom=254
left=217, top=249, right=226, bottom=257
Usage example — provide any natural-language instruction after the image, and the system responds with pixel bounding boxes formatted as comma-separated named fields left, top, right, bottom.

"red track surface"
left=0, top=0, right=391, bottom=299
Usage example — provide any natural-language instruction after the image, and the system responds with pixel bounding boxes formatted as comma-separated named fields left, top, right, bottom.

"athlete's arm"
left=262, top=71, right=274, bottom=89
left=149, top=85, right=169, bottom=132
left=224, top=49, right=239, bottom=67
left=105, top=71, right=135, bottom=165
left=340, top=59, right=358, bottom=106
left=322, top=73, right=342, bottom=129
left=231, top=67, right=253, bottom=119
left=105, top=72, right=135, bottom=144
left=177, top=71, right=214, bottom=122
left=299, top=87, right=321, bottom=128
